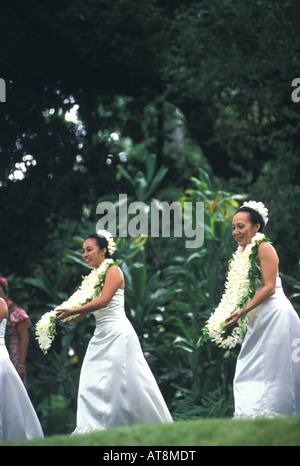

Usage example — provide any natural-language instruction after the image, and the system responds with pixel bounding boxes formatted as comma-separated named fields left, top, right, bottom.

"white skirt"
left=73, top=309, right=172, bottom=433
left=233, top=282, right=300, bottom=418
left=0, top=340, right=43, bottom=442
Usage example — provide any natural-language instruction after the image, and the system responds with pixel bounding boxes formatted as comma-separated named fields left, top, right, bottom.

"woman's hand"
left=56, top=307, right=88, bottom=322
left=16, top=364, right=26, bottom=382
left=56, top=308, right=73, bottom=321
left=224, top=308, right=244, bottom=328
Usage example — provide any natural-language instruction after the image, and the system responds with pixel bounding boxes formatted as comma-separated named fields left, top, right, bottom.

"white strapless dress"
left=233, top=272, right=300, bottom=418
left=0, top=319, right=43, bottom=442
left=73, top=289, right=173, bottom=434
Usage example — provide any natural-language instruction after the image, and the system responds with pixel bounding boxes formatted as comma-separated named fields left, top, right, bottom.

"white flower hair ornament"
left=242, top=200, right=268, bottom=226
left=96, top=229, right=116, bottom=255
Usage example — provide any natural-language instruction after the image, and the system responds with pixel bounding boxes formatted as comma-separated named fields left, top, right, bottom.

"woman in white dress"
left=0, top=298, right=43, bottom=442
left=225, top=202, right=300, bottom=418
left=57, top=232, right=173, bottom=433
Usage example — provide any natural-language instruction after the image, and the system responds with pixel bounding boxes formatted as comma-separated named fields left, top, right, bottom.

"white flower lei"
left=200, top=232, right=266, bottom=349
left=36, top=258, right=115, bottom=354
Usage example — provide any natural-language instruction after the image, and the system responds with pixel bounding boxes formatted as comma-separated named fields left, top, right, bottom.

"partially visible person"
left=0, top=277, right=31, bottom=384
left=0, top=297, right=43, bottom=442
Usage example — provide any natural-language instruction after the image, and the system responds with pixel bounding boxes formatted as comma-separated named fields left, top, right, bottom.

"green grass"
left=5, top=416, right=300, bottom=446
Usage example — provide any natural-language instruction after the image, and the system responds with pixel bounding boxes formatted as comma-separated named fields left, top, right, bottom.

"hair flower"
left=96, top=229, right=116, bottom=255
left=242, top=200, right=268, bottom=225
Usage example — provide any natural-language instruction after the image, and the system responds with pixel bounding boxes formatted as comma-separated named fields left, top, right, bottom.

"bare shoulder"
left=258, top=241, right=277, bottom=254
left=106, top=265, right=124, bottom=287
left=258, top=241, right=279, bottom=264
left=106, top=265, right=123, bottom=277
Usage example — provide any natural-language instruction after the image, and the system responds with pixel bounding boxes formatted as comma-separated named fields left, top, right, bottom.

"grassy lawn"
left=5, top=416, right=300, bottom=447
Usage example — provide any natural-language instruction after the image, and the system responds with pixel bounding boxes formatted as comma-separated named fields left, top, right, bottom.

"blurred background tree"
left=0, top=0, right=300, bottom=434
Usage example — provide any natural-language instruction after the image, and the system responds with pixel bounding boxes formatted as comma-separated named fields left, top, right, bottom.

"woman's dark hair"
left=85, top=233, right=112, bottom=258
left=235, top=206, right=265, bottom=232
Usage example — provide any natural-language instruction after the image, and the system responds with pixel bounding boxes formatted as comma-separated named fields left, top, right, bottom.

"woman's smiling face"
left=82, top=238, right=106, bottom=269
left=232, top=211, right=260, bottom=248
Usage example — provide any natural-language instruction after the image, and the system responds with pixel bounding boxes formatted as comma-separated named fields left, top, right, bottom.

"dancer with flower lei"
left=201, top=201, right=300, bottom=419
left=36, top=230, right=118, bottom=354
left=37, top=230, right=172, bottom=433
left=198, top=201, right=270, bottom=349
